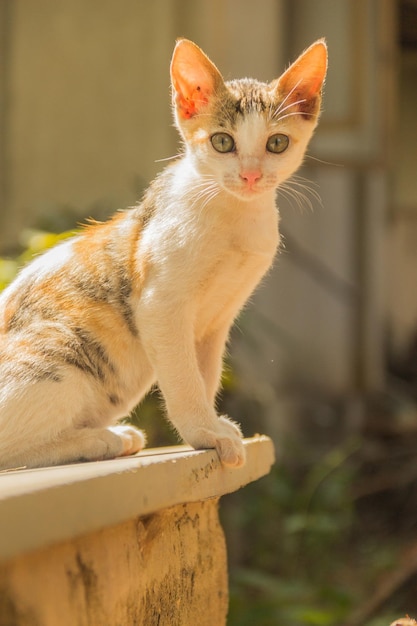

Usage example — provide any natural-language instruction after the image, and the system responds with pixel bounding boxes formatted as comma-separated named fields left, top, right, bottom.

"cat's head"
left=170, top=39, right=327, bottom=202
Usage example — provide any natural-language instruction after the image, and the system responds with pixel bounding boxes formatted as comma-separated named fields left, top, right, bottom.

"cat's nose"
left=240, top=170, right=262, bottom=187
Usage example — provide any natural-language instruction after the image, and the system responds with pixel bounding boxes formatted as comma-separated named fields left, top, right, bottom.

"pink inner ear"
left=277, top=41, right=327, bottom=104
left=172, top=67, right=213, bottom=119
left=171, top=40, right=221, bottom=120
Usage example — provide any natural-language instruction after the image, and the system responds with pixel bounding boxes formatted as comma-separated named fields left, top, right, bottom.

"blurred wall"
left=233, top=0, right=395, bottom=414
left=389, top=48, right=417, bottom=356
left=0, top=0, right=178, bottom=243
left=0, top=0, right=285, bottom=245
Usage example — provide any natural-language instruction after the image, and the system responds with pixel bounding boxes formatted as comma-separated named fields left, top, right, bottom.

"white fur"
left=0, top=40, right=326, bottom=470
left=135, top=150, right=280, bottom=464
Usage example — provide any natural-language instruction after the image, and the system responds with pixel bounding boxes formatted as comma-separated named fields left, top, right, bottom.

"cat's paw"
left=108, top=425, right=146, bottom=457
left=186, top=415, right=246, bottom=468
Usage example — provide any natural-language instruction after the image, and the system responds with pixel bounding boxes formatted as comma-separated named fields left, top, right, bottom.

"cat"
left=0, top=38, right=327, bottom=470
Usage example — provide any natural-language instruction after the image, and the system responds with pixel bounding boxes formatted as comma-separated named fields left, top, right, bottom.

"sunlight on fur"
left=0, top=38, right=327, bottom=470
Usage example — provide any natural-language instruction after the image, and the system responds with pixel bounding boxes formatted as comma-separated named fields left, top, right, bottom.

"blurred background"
left=1, top=0, right=417, bottom=624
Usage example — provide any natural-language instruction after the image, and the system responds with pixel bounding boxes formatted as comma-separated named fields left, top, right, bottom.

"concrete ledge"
left=0, top=435, right=275, bottom=564
left=0, top=500, right=230, bottom=626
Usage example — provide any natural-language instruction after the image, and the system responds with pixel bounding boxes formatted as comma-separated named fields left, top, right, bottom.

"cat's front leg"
left=196, top=326, right=230, bottom=405
left=142, top=313, right=245, bottom=467
left=186, top=415, right=245, bottom=467
left=192, top=326, right=247, bottom=466
left=162, top=365, right=245, bottom=467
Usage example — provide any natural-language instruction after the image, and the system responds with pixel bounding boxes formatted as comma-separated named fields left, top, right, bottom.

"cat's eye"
left=266, top=134, right=289, bottom=154
left=211, top=133, right=235, bottom=153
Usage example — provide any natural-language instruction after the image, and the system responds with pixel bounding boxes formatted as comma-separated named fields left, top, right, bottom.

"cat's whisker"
left=270, top=97, right=306, bottom=121
left=278, top=176, right=322, bottom=213
left=289, top=182, right=322, bottom=208
left=268, top=78, right=304, bottom=122
left=188, top=178, right=221, bottom=214
left=155, top=154, right=180, bottom=163
left=200, top=183, right=221, bottom=205
left=277, top=184, right=307, bottom=211
left=291, top=173, right=320, bottom=187
left=190, top=183, right=215, bottom=203
left=272, top=78, right=303, bottom=113
left=289, top=175, right=322, bottom=197
left=273, top=108, right=313, bottom=125
left=193, top=112, right=212, bottom=120
left=200, top=190, right=220, bottom=212
left=305, top=154, right=342, bottom=167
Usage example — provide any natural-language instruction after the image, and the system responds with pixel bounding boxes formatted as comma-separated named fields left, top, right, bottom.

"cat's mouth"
left=226, top=181, right=274, bottom=200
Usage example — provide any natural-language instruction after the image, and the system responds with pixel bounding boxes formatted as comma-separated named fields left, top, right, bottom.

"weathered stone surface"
left=0, top=437, right=275, bottom=564
left=0, top=439, right=275, bottom=625
left=0, top=499, right=228, bottom=626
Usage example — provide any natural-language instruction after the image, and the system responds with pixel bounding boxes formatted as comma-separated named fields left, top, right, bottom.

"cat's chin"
left=225, top=185, right=276, bottom=202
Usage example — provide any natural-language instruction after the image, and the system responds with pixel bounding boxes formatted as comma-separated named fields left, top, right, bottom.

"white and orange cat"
left=0, top=39, right=327, bottom=470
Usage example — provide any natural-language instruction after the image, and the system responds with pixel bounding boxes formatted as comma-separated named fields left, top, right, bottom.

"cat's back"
left=0, top=237, right=75, bottom=333
left=0, top=210, right=142, bottom=330
left=0, top=212, right=149, bottom=384
left=0, top=211, right=155, bottom=418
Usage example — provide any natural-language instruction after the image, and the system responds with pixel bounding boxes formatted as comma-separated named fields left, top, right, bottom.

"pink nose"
left=240, top=170, right=262, bottom=187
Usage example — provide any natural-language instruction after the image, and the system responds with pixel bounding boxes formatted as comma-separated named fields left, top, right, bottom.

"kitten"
left=0, top=39, right=327, bottom=470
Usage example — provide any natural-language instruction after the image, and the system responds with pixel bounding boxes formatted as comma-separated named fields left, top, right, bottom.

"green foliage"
left=0, top=228, right=76, bottom=290
left=127, top=389, right=177, bottom=448
left=224, top=441, right=360, bottom=626
left=223, top=428, right=414, bottom=626
left=0, top=258, right=18, bottom=291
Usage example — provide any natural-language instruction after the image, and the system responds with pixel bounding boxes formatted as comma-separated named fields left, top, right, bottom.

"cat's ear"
left=271, top=39, right=328, bottom=118
left=170, top=39, right=223, bottom=120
